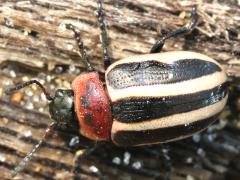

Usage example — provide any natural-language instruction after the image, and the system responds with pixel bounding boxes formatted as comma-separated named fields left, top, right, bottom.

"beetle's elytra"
left=6, top=0, right=228, bottom=177
left=107, top=51, right=227, bottom=146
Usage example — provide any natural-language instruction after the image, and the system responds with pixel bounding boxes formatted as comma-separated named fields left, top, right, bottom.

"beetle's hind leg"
left=97, top=0, right=112, bottom=70
left=150, top=6, right=197, bottom=54
left=66, top=24, right=94, bottom=72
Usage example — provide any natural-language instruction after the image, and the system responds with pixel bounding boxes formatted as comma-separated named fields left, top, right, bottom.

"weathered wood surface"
left=0, top=0, right=240, bottom=179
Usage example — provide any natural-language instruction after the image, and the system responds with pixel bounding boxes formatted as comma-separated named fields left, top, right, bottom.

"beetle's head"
left=5, top=80, right=79, bottom=177
left=49, top=89, right=75, bottom=124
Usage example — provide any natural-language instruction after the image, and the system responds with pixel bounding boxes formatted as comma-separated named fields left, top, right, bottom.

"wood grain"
left=0, top=0, right=240, bottom=179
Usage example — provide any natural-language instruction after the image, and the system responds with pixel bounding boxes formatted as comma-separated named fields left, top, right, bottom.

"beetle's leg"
left=150, top=6, right=197, bottom=53
left=161, top=145, right=173, bottom=180
left=66, top=24, right=94, bottom=72
left=97, top=0, right=112, bottom=70
left=73, top=142, right=102, bottom=179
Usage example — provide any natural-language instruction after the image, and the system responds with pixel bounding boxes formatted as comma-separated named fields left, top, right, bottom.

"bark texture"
left=0, top=0, right=240, bottom=179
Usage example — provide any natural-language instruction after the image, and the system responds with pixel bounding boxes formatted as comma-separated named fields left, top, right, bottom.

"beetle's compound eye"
left=49, top=89, right=75, bottom=124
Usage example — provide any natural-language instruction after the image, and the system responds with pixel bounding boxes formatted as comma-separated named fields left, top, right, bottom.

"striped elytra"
left=106, top=51, right=228, bottom=146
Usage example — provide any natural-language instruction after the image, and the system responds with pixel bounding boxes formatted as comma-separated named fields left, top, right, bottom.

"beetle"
left=5, top=0, right=228, bottom=177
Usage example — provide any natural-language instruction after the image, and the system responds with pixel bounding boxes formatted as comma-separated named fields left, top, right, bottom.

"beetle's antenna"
left=11, top=122, right=57, bottom=177
left=5, top=80, right=53, bottom=101
left=66, top=24, right=94, bottom=72
left=97, top=0, right=112, bottom=70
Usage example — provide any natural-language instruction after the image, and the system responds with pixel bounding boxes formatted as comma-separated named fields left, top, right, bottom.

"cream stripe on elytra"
left=107, top=71, right=227, bottom=102
left=111, top=95, right=228, bottom=133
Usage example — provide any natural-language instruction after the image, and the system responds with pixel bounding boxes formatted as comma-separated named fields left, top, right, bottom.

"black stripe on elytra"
left=107, top=59, right=222, bottom=89
left=113, top=115, right=217, bottom=146
left=112, top=83, right=227, bottom=123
